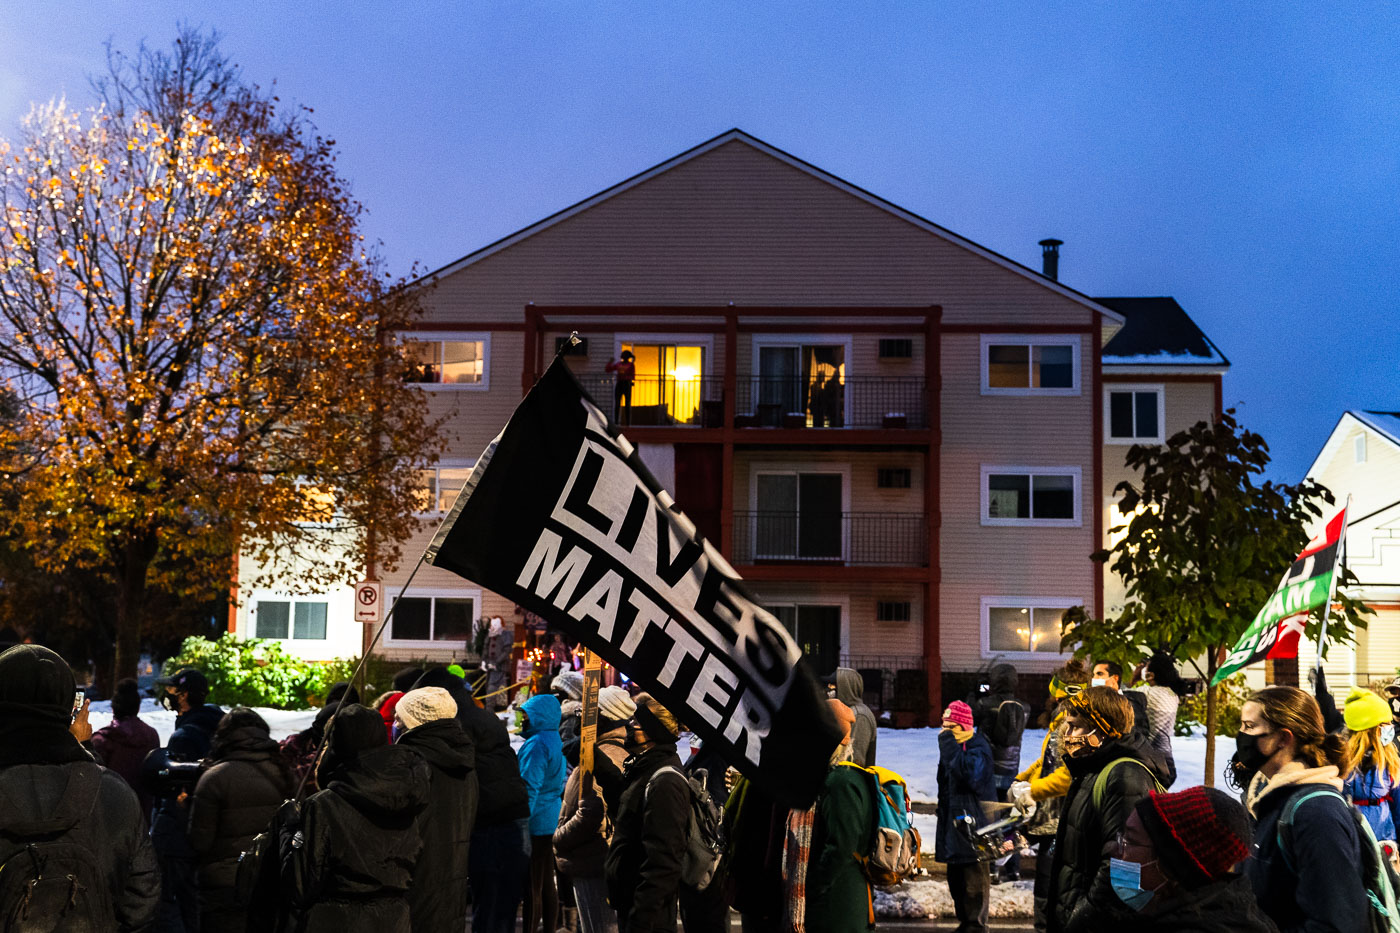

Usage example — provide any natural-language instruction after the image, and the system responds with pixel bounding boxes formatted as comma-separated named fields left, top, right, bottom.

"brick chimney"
left=1038, top=238, right=1063, bottom=281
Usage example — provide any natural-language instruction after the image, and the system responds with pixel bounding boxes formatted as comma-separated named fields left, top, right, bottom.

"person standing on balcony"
left=606, top=351, right=635, bottom=425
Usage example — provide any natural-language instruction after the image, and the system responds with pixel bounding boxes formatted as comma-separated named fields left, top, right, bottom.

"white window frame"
left=748, top=462, right=852, bottom=561
left=749, top=333, right=856, bottom=424
left=757, top=594, right=852, bottom=663
left=252, top=598, right=331, bottom=641
left=412, top=461, right=477, bottom=516
left=980, top=596, right=1084, bottom=661
left=1104, top=383, right=1165, bottom=444
left=980, top=334, right=1081, bottom=396
left=980, top=465, right=1082, bottom=528
left=404, top=332, right=491, bottom=391
left=384, top=588, right=483, bottom=649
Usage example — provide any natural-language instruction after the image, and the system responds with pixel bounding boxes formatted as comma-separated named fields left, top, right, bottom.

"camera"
left=142, top=749, right=204, bottom=799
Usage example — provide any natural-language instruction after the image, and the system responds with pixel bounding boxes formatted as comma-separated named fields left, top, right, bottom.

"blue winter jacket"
left=1344, top=754, right=1400, bottom=842
left=934, top=729, right=995, bottom=864
left=519, top=694, right=567, bottom=836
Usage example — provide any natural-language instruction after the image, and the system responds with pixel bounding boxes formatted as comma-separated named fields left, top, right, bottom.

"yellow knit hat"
left=1344, top=686, right=1391, bottom=732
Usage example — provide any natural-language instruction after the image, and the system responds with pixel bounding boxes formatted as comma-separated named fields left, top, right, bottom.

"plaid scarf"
left=782, top=805, right=816, bottom=932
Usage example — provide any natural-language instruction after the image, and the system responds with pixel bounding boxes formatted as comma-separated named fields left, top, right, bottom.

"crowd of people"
left=5, top=636, right=1400, bottom=933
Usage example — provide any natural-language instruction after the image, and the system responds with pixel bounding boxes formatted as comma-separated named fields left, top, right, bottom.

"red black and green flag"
left=1211, top=506, right=1349, bottom=686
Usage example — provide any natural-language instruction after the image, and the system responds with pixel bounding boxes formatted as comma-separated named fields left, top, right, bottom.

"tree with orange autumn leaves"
left=0, top=31, right=443, bottom=681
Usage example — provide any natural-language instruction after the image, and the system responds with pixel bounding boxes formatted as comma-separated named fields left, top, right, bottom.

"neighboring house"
left=1294, top=411, right=1400, bottom=688
left=233, top=130, right=1225, bottom=718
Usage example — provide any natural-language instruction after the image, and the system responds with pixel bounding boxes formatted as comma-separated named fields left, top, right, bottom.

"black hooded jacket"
left=188, top=721, right=295, bottom=892
left=279, top=742, right=431, bottom=933
left=969, top=663, right=1029, bottom=777
left=1047, top=732, right=1171, bottom=933
left=415, top=668, right=528, bottom=828
left=0, top=644, right=161, bottom=932
left=1066, top=872, right=1278, bottom=933
left=396, top=717, right=478, bottom=933
left=604, top=743, right=688, bottom=933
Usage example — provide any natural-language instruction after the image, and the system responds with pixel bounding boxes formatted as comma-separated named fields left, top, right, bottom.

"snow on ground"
left=86, top=698, right=317, bottom=744
left=876, top=878, right=1035, bottom=920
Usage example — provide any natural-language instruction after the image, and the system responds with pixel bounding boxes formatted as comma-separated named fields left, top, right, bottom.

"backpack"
left=645, top=766, right=726, bottom=891
left=987, top=699, right=1028, bottom=752
left=0, top=767, right=110, bottom=932
left=1090, top=757, right=1165, bottom=810
left=1277, top=788, right=1400, bottom=933
left=837, top=761, right=922, bottom=885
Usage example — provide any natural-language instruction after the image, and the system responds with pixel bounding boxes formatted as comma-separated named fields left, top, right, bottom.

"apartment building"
left=233, top=130, right=1226, bottom=718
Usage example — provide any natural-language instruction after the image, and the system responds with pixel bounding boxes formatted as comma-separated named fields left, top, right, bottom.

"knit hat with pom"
left=942, top=700, right=975, bottom=731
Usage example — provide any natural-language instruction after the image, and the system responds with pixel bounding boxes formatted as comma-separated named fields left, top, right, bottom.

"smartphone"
left=71, top=690, right=84, bottom=723
left=978, top=684, right=990, bottom=694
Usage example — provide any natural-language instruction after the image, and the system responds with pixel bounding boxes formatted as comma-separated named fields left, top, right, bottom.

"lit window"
left=618, top=341, right=708, bottom=424
left=982, top=467, right=1080, bottom=526
left=981, top=335, right=1080, bottom=395
left=404, top=335, right=490, bottom=388
left=987, top=604, right=1069, bottom=654
left=1106, top=386, right=1164, bottom=443
left=412, top=464, right=476, bottom=514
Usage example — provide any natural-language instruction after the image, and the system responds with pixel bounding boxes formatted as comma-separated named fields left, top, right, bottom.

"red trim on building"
left=1101, top=373, right=1223, bottom=383
left=404, top=321, right=528, bottom=332
left=735, top=564, right=930, bottom=582
left=925, top=307, right=944, bottom=719
left=1214, top=375, right=1223, bottom=420
left=1093, top=317, right=1104, bottom=621
left=720, top=309, right=738, bottom=561
left=941, top=323, right=1097, bottom=334
left=523, top=305, right=539, bottom=392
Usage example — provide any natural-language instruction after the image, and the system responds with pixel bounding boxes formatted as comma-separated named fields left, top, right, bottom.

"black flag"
left=427, top=359, right=842, bottom=807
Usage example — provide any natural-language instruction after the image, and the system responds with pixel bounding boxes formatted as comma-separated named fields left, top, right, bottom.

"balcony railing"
left=732, top=511, right=927, bottom=566
left=734, top=376, right=927, bottom=429
left=575, top=374, right=725, bottom=427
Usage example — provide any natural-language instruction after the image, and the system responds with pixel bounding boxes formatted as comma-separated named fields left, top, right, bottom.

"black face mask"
left=1388, top=696, right=1400, bottom=721
left=1234, top=731, right=1273, bottom=774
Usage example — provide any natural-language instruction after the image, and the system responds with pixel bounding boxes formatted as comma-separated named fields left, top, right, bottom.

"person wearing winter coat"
left=829, top=667, right=878, bottom=766
left=969, top=662, right=1029, bottom=882
left=0, top=644, right=160, bottom=932
left=414, top=666, right=531, bottom=933
left=1062, top=785, right=1278, bottom=932
left=276, top=702, right=431, bottom=933
left=280, top=701, right=341, bottom=795
left=188, top=707, right=296, bottom=933
left=92, top=676, right=161, bottom=816
left=936, top=700, right=996, bottom=933
left=149, top=666, right=225, bottom=933
left=555, top=686, right=636, bottom=933
left=604, top=693, right=688, bottom=933
left=376, top=666, right=425, bottom=742
left=393, top=686, right=478, bottom=933
left=519, top=692, right=568, bottom=933
left=1046, top=686, right=1171, bottom=933
left=1341, top=685, right=1400, bottom=842
left=805, top=699, right=877, bottom=933
left=1011, top=660, right=1088, bottom=932
left=553, top=669, right=585, bottom=768
left=1240, top=685, right=1369, bottom=933
left=1127, top=651, right=1185, bottom=788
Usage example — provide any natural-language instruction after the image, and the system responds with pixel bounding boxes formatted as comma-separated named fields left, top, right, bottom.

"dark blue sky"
left=2, top=3, right=1395, bottom=483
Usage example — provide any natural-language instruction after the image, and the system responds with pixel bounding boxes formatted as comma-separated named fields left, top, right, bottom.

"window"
left=1356, top=434, right=1367, bottom=464
left=751, top=335, right=852, bottom=427
left=616, top=338, right=712, bottom=425
left=770, top=604, right=843, bottom=675
left=404, top=334, right=490, bottom=388
left=980, top=335, right=1080, bottom=395
left=877, top=600, right=911, bottom=622
left=388, top=593, right=478, bottom=644
left=1106, top=385, right=1164, bottom=443
left=982, top=598, right=1076, bottom=657
left=754, top=469, right=846, bottom=559
left=981, top=466, right=1081, bottom=526
left=878, top=338, right=913, bottom=359
left=555, top=336, right=589, bottom=357
left=877, top=467, right=912, bottom=489
left=254, top=600, right=328, bottom=640
left=412, top=464, right=475, bottom=513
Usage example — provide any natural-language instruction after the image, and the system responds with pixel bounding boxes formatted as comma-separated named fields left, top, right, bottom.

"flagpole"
left=1316, top=496, right=1350, bottom=677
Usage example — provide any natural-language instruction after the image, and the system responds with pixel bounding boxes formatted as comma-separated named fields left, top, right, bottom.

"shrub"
left=1175, top=672, right=1249, bottom=736
left=163, top=634, right=359, bottom=709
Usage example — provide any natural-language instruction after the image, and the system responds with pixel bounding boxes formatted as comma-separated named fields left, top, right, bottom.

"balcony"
left=735, top=376, right=926, bottom=429
left=576, top=374, right=725, bottom=427
left=731, top=511, right=927, bottom=566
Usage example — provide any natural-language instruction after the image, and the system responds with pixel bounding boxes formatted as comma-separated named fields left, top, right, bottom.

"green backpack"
left=1090, top=757, right=1165, bottom=809
left=1277, top=788, right=1400, bottom=933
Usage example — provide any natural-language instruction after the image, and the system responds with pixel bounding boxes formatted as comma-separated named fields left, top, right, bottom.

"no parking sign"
left=354, top=581, right=381, bottom=625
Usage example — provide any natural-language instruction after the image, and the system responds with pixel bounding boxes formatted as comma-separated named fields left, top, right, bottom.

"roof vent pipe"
left=1039, top=238, right=1063, bottom=281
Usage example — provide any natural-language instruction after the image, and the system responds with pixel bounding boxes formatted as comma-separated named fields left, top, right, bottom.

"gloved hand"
left=1010, top=780, right=1034, bottom=810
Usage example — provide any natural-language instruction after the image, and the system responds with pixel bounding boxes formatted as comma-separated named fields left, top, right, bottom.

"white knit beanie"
left=598, top=685, right=637, bottom=722
left=396, top=686, right=458, bottom=731
left=552, top=670, right=584, bottom=701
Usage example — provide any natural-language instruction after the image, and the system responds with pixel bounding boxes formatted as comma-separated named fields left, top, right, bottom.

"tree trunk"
left=112, top=536, right=156, bottom=684
left=1204, top=647, right=1220, bottom=788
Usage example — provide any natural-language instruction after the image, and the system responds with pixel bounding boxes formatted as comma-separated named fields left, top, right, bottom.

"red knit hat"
left=1137, top=787, right=1252, bottom=886
left=942, top=700, right=975, bottom=731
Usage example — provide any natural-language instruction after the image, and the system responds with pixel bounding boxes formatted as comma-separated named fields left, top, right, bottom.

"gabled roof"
left=1094, top=296, right=1229, bottom=366
left=1353, top=410, right=1400, bottom=449
left=417, top=129, right=1125, bottom=325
